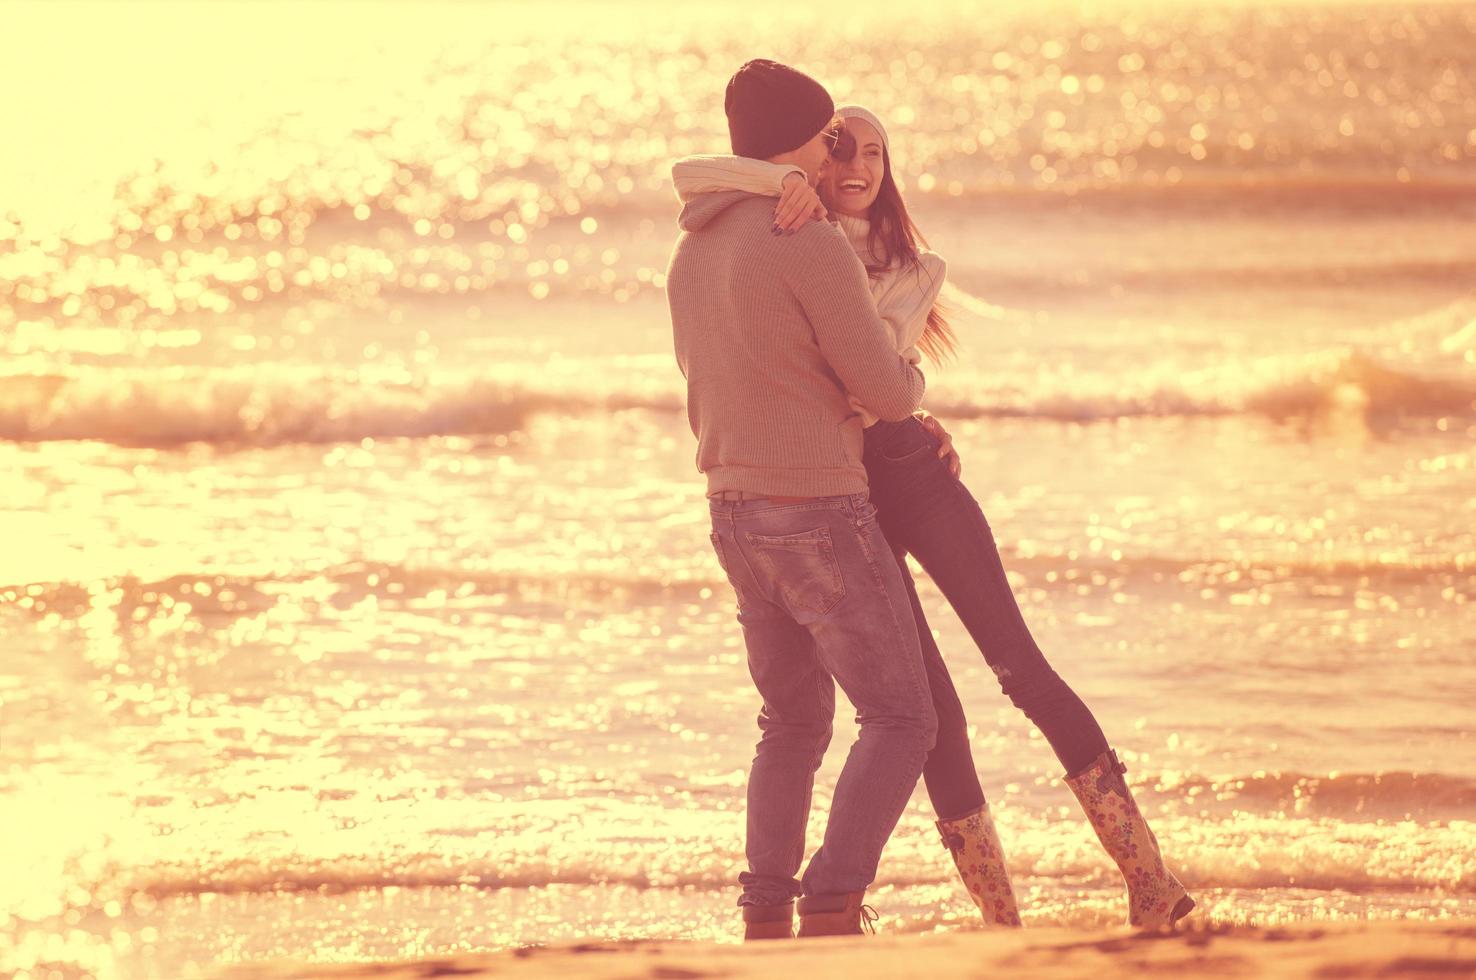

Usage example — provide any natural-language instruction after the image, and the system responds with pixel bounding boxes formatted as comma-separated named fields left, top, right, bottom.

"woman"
left=672, top=105, right=1195, bottom=930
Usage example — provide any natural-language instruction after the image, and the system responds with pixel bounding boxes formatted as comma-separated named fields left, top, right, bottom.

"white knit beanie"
left=835, top=103, right=890, bottom=157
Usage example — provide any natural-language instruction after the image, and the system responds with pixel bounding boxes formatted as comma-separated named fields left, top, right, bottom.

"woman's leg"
left=891, top=548, right=982, bottom=822
left=863, top=417, right=1191, bottom=927
left=894, top=548, right=1022, bottom=927
left=864, top=419, right=1108, bottom=775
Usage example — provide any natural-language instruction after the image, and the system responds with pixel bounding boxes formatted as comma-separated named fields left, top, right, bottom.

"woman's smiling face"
left=820, top=117, right=885, bottom=219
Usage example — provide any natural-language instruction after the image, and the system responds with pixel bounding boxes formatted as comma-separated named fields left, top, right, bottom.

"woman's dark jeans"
left=862, top=415, right=1110, bottom=820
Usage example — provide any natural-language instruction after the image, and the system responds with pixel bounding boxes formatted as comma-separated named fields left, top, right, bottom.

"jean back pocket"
left=870, top=418, right=936, bottom=463
left=744, top=526, right=846, bottom=618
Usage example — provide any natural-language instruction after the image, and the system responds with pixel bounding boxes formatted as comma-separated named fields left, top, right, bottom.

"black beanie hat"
left=724, top=59, right=835, bottom=160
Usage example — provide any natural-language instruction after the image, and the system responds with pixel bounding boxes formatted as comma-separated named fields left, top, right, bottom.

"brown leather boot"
left=1065, top=749, right=1195, bottom=929
left=796, top=892, right=878, bottom=937
left=936, top=802, right=1023, bottom=927
left=741, top=901, right=794, bottom=940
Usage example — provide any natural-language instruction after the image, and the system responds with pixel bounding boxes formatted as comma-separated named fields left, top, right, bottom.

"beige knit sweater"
left=667, top=190, right=926, bottom=497
left=672, top=155, right=947, bottom=426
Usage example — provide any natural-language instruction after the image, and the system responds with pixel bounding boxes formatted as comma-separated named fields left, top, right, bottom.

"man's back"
left=667, top=190, right=926, bottom=498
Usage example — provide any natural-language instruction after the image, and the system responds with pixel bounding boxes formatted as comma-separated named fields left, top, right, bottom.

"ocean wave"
left=102, top=835, right=1476, bottom=903
left=3, top=301, right=1472, bottom=448
left=1157, top=769, right=1476, bottom=820
left=10, top=751, right=1472, bottom=919
left=1, top=354, right=1470, bottom=450
left=33, top=160, right=1476, bottom=256
left=5, top=549, right=1470, bottom=618
left=927, top=348, right=1476, bottom=425
left=909, top=171, right=1476, bottom=209
left=0, top=368, right=682, bottom=448
left=952, top=257, right=1476, bottom=296
left=103, top=792, right=1476, bottom=901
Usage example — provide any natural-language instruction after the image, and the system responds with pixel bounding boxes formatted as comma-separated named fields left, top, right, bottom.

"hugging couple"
left=666, top=59, right=1194, bottom=939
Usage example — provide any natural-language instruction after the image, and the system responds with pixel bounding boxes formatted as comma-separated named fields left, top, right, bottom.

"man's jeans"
left=708, top=491, right=937, bottom=906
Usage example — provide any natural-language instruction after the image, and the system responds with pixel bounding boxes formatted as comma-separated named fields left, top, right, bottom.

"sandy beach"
left=211, top=920, right=1476, bottom=979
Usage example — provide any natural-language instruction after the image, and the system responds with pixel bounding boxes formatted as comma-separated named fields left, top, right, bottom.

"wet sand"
left=212, top=920, right=1476, bottom=979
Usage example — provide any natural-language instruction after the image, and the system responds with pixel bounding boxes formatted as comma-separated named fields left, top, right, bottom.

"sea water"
left=2, top=2, right=1474, bottom=977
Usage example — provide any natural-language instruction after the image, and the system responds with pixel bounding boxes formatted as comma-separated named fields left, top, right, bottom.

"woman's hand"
left=773, top=172, right=826, bottom=234
left=916, top=411, right=961, bottom=479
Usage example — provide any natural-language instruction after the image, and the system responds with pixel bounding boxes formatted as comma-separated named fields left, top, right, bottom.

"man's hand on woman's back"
left=915, top=411, right=962, bottom=479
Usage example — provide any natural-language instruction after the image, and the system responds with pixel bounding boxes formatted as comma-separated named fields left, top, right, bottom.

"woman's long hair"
left=860, top=146, right=958, bottom=364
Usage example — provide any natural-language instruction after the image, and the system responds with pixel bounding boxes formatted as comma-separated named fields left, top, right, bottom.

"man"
left=665, top=59, right=937, bottom=940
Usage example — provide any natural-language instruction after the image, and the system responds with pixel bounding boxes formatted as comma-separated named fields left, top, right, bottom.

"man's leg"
left=731, top=495, right=938, bottom=899
left=710, top=518, right=834, bottom=908
left=739, top=614, right=835, bottom=906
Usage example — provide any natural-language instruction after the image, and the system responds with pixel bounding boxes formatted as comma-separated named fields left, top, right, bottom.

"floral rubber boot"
left=1065, top=749, right=1196, bottom=929
left=936, top=802, right=1023, bottom=927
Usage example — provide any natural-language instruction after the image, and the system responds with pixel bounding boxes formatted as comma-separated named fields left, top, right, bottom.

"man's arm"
left=782, top=227, right=926, bottom=421
left=670, top=155, right=801, bottom=203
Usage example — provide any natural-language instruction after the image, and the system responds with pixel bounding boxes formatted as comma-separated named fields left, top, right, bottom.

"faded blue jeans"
left=708, top=491, right=938, bottom=906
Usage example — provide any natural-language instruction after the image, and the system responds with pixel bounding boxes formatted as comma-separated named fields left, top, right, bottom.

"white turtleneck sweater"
left=672, top=155, right=947, bottom=427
